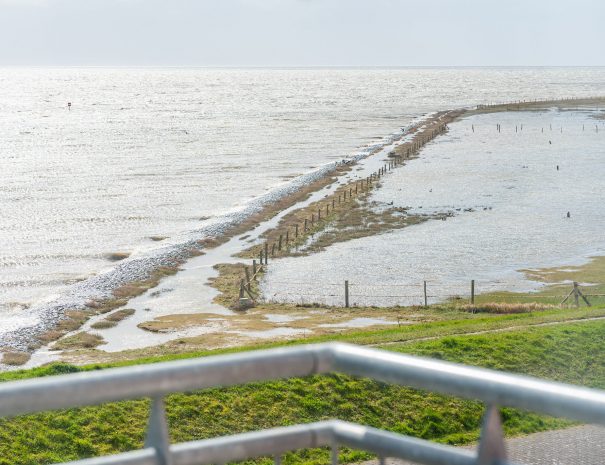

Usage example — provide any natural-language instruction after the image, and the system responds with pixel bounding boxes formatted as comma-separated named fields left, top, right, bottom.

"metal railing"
left=1, top=343, right=605, bottom=465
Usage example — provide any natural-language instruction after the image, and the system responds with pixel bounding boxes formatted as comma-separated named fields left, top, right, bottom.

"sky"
left=0, top=0, right=604, bottom=67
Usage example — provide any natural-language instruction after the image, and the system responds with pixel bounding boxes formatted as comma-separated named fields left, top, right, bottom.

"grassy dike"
left=1, top=312, right=605, bottom=465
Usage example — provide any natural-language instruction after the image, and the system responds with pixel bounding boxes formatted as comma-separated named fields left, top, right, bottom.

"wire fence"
left=258, top=279, right=604, bottom=308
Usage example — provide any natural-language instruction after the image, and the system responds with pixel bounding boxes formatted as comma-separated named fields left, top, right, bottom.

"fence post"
left=345, top=280, right=350, bottom=308
left=264, top=243, right=269, bottom=264
left=245, top=267, right=252, bottom=292
left=252, top=260, right=257, bottom=275
left=278, top=235, right=282, bottom=251
left=295, top=224, right=299, bottom=238
left=423, top=281, right=428, bottom=307
left=259, top=250, right=264, bottom=266
left=573, top=282, right=580, bottom=308
left=239, top=280, right=245, bottom=299
left=471, top=280, right=475, bottom=305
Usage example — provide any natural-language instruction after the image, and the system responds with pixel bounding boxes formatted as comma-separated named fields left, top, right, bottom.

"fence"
left=259, top=279, right=604, bottom=309
left=2, top=342, right=605, bottom=465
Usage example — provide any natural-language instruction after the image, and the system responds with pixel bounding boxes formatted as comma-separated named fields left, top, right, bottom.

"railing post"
left=477, top=405, right=507, bottom=465
left=471, top=279, right=475, bottom=305
left=145, top=397, right=173, bottom=465
left=265, top=243, right=269, bottom=264
left=345, top=280, right=350, bottom=308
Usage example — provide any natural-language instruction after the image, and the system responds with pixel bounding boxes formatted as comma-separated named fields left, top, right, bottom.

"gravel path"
left=364, top=425, right=605, bottom=465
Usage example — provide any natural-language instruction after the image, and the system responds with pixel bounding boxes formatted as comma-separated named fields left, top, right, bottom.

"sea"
left=1, top=67, right=605, bottom=341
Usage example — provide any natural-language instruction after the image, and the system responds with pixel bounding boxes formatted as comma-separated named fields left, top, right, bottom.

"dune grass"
left=1, top=318, right=604, bottom=465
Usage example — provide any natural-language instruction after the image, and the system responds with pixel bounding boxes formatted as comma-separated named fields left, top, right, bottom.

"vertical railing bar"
left=477, top=404, right=507, bottom=465
left=331, top=443, right=339, bottom=465
left=145, top=396, right=173, bottom=465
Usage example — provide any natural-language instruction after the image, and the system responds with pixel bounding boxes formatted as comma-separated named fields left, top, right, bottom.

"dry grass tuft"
left=105, top=252, right=131, bottom=262
left=90, top=320, right=117, bottom=330
left=106, top=308, right=136, bottom=322
left=462, top=302, right=555, bottom=314
left=2, top=351, right=31, bottom=366
left=52, top=332, right=104, bottom=351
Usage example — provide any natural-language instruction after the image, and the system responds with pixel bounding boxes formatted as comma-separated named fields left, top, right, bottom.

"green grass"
left=1, top=316, right=605, bottom=465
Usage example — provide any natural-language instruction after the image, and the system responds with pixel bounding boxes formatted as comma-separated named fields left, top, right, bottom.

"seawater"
left=1, top=67, right=605, bottom=338
left=262, top=109, right=605, bottom=306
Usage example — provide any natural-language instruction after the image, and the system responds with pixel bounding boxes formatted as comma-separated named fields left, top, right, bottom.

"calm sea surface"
left=1, top=67, right=605, bottom=334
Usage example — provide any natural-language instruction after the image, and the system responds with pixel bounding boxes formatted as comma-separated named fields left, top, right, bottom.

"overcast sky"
left=1, top=0, right=604, bottom=67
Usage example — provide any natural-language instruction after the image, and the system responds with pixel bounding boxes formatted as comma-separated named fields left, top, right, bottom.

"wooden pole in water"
left=345, top=280, right=350, bottom=308
left=423, top=281, right=428, bottom=307
left=471, top=280, right=475, bottom=305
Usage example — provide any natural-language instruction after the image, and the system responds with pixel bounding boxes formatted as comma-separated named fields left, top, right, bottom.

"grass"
left=1, top=317, right=605, bottom=465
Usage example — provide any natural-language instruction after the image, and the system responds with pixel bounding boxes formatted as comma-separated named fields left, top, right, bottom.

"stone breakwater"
left=0, top=125, right=413, bottom=353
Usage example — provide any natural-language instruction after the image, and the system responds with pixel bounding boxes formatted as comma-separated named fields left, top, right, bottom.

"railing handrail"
left=1, top=342, right=604, bottom=424
left=2, top=342, right=604, bottom=465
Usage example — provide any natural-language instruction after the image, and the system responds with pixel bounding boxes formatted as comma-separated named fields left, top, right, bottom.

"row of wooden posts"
left=477, top=96, right=605, bottom=110
left=255, top=122, right=449, bottom=266
left=238, top=120, right=451, bottom=303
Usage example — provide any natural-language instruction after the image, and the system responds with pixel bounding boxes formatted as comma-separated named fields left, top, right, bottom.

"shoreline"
left=0, top=114, right=425, bottom=356
left=2, top=96, right=605, bottom=367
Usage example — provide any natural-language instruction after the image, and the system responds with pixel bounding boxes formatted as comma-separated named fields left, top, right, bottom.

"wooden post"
left=278, top=234, right=282, bottom=251
left=349, top=188, right=352, bottom=198
left=252, top=259, right=257, bottom=275
left=345, top=280, right=350, bottom=308
left=332, top=199, right=335, bottom=209
left=304, top=218, right=308, bottom=231
left=311, top=213, right=314, bottom=225
left=264, top=243, right=269, bottom=264
left=244, top=267, right=252, bottom=292
left=259, top=250, right=264, bottom=266
left=573, top=282, right=580, bottom=308
left=295, top=223, right=299, bottom=238
left=471, top=280, right=475, bottom=305
left=326, top=204, right=329, bottom=215
left=239, top=279, right=245, bottom=299
left=423, top=281, right=428, bottom=307
left=318, top=208, right=321, bottom=221
left=285, top=230, right=289, bottom=243
left=271, top=243, right=276, bottom=257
